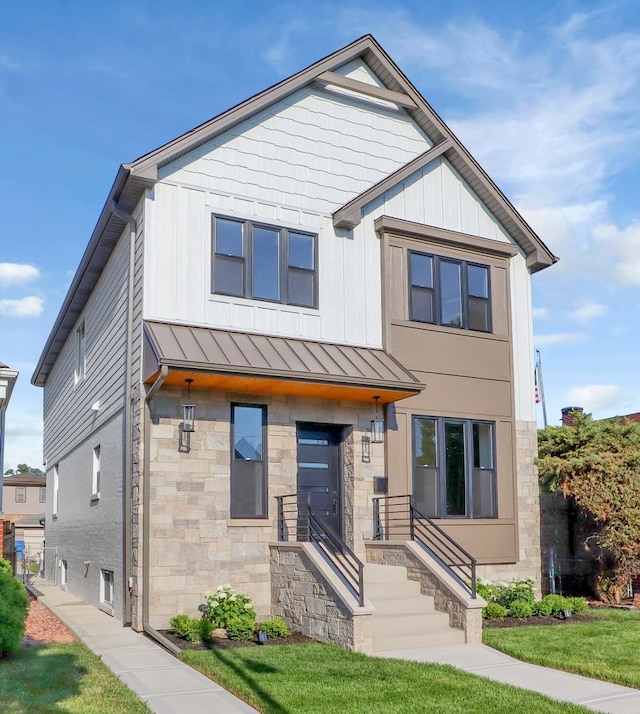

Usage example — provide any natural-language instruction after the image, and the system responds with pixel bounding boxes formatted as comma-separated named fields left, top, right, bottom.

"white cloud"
left=592, top=221, right=640, bottom=284
left=0, top=263, right=40, bottom=286
left=532, top=307, right=549, bottom=319
left=566, top=384, right=625, bottom=412
left=570, top=301, right=607, bottom=324
left=535, top=332, right=586, bottom=346
left=0, top=296, right=44, bottom=318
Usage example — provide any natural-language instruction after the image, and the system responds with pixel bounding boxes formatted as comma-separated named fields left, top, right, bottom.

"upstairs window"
left=75, top=320, right=86, bottom=383
left=53, top=464, right=59, bottom=517
left=92, top=445, right=101, bottom=500
left=15, top=486, right=26, bottom=503
left=212, top=216, right=317, bottom=308
left=409, top=251, right=491, bottom=332
left=40, top=486, right=46, bottom=503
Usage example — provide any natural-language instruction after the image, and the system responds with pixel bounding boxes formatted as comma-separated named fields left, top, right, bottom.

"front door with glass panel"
left=296, top=425, right=342, bottom=537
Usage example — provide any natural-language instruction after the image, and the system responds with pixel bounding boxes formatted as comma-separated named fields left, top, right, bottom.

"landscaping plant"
left=226, top=615, right=256, bottom=641
left=203, top=584, right=256, bottom=629
left=0, top=570, right=29, bottom=657
left=257, top=617, right=290, bottom=638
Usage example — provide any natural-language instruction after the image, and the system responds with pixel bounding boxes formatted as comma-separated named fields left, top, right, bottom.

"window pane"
left=215, top=218, right=243, bottom=256
left=468, top=265, right=489, bottom=298
left=288, top=268, right=314, bottom=307
left=231, top=460, right=265, bottom=518
left=410, top=252, right=433, bottom=288
left=473, top=422, right=494, bottom=469
left=439, top=261, right=462, bottom=327
left=214, top=255, right=244, bottom=296
left=233, top=406, right=263, bottom=461
left=468, top=297, right=490, bottom=332
left=414, top=467, right=439, bottom=517
left=473, top=469, right=496, bottom=518
left=253, top=227, right=280, bottom=300
left=410, top=287, right=434, bottom=323
left=414, top=418, right=437, bottom=467
left=289, top=233, right=314, bottom=269
left=444, top=422, right=466, bottom=516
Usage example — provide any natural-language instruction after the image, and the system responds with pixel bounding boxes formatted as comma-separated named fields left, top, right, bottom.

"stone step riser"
left=371, top=613, right=451, bottom=637
left=372, top=628, right=466, bottom=652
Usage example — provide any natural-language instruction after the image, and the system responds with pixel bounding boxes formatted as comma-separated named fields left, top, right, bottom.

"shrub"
left=483, top=602, right=508, bottom=620
left=565, top=597, right=589, bottom=615
left=258, top=617, right=290, bottom=638
left=0, top=558, right=12, bottom=575
left=499, top=579, right=536, bottom=608
left=170, top=614, right=193, bottom=639
left=226, top=615, right=255, bottom=641
left=477, top=579, right=501, bottom=603
left=532, top=599, right=553, bottom=617
left=169, top=614, right=207, bottom=644
left=203, top=585, right=256, bottom=629
left=199, top=617, right=214, bottom=642
left=0, top=572, right=28, bottom=657
left=508, top=601, right=533, bottom=619
left=541, top=594, right=570, bottom=616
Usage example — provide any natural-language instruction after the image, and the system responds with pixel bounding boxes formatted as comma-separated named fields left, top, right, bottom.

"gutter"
left=111, top=200, right=137, bottom=627
left=142, top=366, right=168, bottom=634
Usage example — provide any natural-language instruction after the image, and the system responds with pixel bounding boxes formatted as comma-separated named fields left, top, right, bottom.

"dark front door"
left=296, top=425, right=342, bottom=537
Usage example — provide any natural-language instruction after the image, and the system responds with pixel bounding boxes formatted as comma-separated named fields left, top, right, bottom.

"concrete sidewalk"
left=375, top=643, right=640, bottom=714
left=27, top=577, right=257, bottom=714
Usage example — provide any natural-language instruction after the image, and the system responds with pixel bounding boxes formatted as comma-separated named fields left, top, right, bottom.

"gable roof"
left=33, top=34, right=556, bottom=387
left=3, top=473, right=46, bottom=487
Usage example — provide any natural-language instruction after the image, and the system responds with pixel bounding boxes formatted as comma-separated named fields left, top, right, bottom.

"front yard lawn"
left=181, top=643, right=591, bottom=713
left=483, top=608, right=640, bottom=689
left=0, top=642, right=151, bottom=714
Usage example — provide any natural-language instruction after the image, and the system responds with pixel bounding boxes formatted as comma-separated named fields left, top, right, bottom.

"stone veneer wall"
left=270, top=543, right=372, bottom=652
left=365, top=541, right=483, bottom=644
left=145, top=386, right=384, bottom=629
left=476, top=420, right=541, bottom=590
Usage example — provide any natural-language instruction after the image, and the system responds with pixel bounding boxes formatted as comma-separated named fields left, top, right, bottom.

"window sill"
left=90, top=494, right=100, bottom=503
left=391, top=318, right=508, bottom=341
left=227, top=519, right=271, bottom=527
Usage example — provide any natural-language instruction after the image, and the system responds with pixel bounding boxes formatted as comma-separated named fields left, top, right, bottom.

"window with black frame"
left=230, top=404, right=267, bottom=518
left=212, top=215, right=317, bottom=308
left=413, top=416, right=496, bottom=519
left=409, top=250, right=491, bottom=332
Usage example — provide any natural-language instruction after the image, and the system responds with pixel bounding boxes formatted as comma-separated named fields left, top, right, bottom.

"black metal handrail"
left=372, top=494, right=477, bottom=598
left=276, top=493, right=365, bottom=606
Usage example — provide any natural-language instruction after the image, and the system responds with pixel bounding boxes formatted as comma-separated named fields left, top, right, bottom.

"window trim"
left=91, top=445, right=101, bottom=500
left=408, top=251, right=492, bottom=333
left=100, top=569, right=114, bottom=612
left=52, top=464, right=59, bottom=518
left=211, top=214, right=318, bottom=309
left=39, top=486, right=46, bottom=503
left=15, top=486, right=26, bottom=503
left=412, top=415, right=497, bottom=519
left=230, top=402, right=268, bottom=520
left=74, top=320, right=86, bottom=384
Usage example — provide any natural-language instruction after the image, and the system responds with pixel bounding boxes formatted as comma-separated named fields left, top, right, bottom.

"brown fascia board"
left=334, top=140, right=453, bottom=229
left=315, top=71, right=417, bottom=108
left=129, top=35, right=388, bottom=180
left=32, top=166, right=154, bottom=387
left=336, top=43, right=558, bottom=274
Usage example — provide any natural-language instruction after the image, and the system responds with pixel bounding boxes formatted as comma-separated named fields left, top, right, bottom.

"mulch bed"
left=484, top=614, right=597, bottom=628
left=22, top=595, right=76, bottom=646
left=158, top=629, right=314, bottom=651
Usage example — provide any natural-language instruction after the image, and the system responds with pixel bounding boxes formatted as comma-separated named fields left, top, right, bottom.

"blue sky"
left=2, top=0, right=640, bottom=470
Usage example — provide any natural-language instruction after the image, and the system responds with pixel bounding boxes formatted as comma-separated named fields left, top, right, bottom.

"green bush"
left=532, top=599, right=553, bottom=617
left=477, top=579, right=502, bottom=603
left=169, top=614, right=207, bottom=644
left=0, top=572, right=28, bottom=657
left=541, top=594, right=570, bottom=616
left=0, top=558, right=12, bottom=575
left=169, top=614, right=193, bottom=639
left=565, top=596, right=589, bottom=615
left=508, top=601, right=533, bottom=619
left=258, top=617, right=290, bottom=638
left=499, top=579, right=536, bottom=608
left=483, top=602, right=508, bottom=620
left=226, top=615, right=255, bottom=641
left=199, top=618, right=214, bottom=642
left=203, top=585, right=256, bottom=629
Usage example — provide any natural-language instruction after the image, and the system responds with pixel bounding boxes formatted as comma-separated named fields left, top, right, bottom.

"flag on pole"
left=534, top=362, right=541, bottom=404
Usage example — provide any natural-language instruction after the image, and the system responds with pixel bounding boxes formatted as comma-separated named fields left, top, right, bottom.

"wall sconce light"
left=179, top=378, right=195, bottom=451
left=370, top=395, right=384, bottom=444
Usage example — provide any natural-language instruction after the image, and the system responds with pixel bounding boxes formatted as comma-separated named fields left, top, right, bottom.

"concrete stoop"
left=364, top=563, right=466, bottom=652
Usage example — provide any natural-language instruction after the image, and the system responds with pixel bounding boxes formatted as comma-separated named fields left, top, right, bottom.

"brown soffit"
left=374, top=216, right=520, bottom=259
left=333, top=140, right=453, bottom=230
left=315, top=71, right=417, bottom=108
left=144, top=321, right=423, bottom=400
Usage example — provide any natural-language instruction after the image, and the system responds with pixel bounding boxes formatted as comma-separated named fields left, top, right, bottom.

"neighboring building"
left=33, top=36, right=556, bottom=650
left=0, top=362, right=19, bottom=562
left=2, top=472, right=47, bottom=523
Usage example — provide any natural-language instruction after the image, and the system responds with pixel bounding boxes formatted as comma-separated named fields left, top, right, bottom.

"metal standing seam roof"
left=144, top=321, right=423, bottom=392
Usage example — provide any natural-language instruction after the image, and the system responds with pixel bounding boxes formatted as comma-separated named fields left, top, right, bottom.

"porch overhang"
left=143, top=321, right=423, bottom=403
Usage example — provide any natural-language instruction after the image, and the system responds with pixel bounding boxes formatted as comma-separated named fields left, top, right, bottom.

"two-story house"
left=0, top=362, right=19, bottom=562
left=33, top=36, right=555, bottom=652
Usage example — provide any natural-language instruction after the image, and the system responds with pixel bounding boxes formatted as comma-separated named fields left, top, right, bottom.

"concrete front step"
left=372, top=595, right=436, bottom=615
left=364, top=564, right=413, bottom=583
left=372, top=627, right=466, bottom=652
left=365, top=579, right=422, bottom=600
left=371, top=611, right=451, bottom=637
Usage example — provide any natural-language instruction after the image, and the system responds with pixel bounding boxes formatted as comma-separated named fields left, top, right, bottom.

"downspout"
left=111, top=200, right=136, bottom=626
left=142, top=366, right=168, bottom=639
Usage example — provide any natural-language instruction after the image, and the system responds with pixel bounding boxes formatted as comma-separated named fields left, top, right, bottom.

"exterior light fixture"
left=179, top=378, right=195, bottom=452
left=370, top=395, right=384, bottom=444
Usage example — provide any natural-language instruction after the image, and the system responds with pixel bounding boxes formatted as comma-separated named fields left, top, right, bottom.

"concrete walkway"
left=27, top=577, right=257, bottom=714
left=375, top=644, right=640, bottom=714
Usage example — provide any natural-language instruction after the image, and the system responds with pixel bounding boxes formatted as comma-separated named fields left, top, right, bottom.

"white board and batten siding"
left=43, top=199, right=144, bottom=467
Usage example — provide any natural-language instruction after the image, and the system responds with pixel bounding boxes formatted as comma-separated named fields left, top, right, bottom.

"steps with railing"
left=276, top=493, right=365, bottom=606
left=372, top=494, right=477, bottom=598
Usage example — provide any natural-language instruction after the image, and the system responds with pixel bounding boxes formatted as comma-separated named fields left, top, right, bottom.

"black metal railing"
left=276, top=493, right=365, bottom=606
left=372, top=494, right=477, bottom=598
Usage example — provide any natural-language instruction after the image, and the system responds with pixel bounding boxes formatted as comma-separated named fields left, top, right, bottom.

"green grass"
left=483, top=608, right=640, bottom=689
left=180, top=643, right=591, bottom=713
left=0, top=642, right=151, bottom=713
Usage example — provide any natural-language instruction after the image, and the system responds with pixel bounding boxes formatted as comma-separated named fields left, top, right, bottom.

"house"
left=0, top=362, right=19, bottom=563
left=33, top=36, right=555, bottom=651
left=2, top=473, right=46, bottom=564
